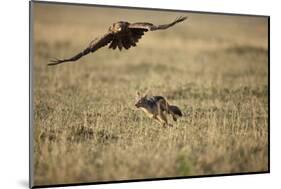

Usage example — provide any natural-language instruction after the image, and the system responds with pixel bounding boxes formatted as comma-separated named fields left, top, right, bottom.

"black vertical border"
left=267, top=16, right=270, bottom=172
left=29, top=1, right=34, bottom=188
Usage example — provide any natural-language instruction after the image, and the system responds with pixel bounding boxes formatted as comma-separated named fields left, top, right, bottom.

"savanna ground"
left=31, top=2, right=269, bottom=186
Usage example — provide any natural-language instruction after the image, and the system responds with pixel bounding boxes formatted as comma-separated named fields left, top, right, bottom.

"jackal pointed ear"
left=144, top=88, right=152, bottom=98
left=136, top=91, right=141, bottom=99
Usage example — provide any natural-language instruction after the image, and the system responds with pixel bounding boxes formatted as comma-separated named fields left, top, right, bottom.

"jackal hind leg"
left=155, top=115, right=166, bottom=127
left=157, top=102, right=172, bottom=127
left=172, top=114, right=177, bottom=122
left=146, top=113, right=163, bottom=127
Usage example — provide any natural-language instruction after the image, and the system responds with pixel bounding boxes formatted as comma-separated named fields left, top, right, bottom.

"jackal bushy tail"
left=168, top=105, right=183, bottom=121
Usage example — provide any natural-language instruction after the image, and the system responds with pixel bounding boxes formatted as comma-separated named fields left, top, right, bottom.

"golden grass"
left=32, top=2, right=268, bottom=186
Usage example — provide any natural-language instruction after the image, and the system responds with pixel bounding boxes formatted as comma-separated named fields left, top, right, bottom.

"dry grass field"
left=31, top=2, right=268, bottom=186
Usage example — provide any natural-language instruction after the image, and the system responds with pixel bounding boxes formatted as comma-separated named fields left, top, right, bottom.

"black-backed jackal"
left=135, top=92, right=183, bottom=127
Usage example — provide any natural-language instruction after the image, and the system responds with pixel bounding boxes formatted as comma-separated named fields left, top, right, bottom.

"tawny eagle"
left=48, top=16, right=187, bottom=66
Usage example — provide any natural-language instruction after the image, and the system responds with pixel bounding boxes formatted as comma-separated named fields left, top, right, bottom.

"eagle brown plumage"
left=48, top=16, right=187, bottom=66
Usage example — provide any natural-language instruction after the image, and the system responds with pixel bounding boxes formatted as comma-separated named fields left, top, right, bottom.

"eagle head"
left=109, top=22, right=126, bottom=33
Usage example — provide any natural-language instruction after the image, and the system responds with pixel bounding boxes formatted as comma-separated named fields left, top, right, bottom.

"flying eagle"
left=48, top=16, right=187, bottom=66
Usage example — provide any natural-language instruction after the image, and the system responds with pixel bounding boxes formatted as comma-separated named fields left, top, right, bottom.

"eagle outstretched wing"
left=128, top=16, right=187, bottom=31
left=48, top=16, right=187, bottom=66
left=48, top=32, right=114, bottom=66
